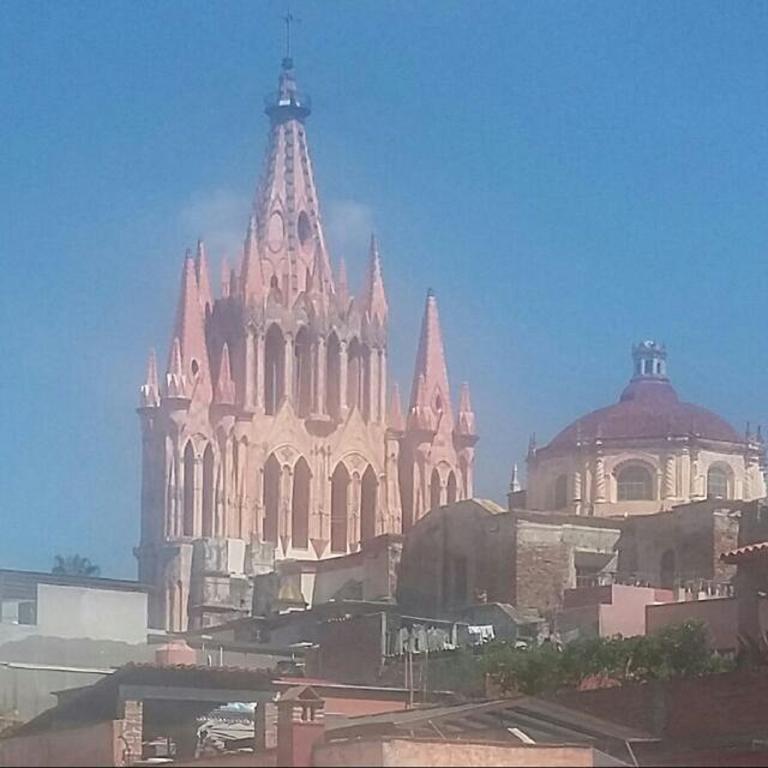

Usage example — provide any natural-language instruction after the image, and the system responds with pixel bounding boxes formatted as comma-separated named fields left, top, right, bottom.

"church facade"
left=135, top=58, right=477, bottom=631
left=525, top=341, right=765, bottom=517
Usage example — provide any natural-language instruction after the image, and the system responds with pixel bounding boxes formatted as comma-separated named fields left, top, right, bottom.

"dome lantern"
left=632, top=340, right=667, bottom=381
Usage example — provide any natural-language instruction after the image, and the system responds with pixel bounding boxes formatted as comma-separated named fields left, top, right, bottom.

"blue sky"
left=2, top=1, right=768, bottom=577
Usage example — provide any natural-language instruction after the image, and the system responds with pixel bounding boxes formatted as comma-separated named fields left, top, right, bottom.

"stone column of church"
left=214, top=451, right=224, bottom=537
left=237, top=440, right=248, bottom=538
left=165, top=446, right=177, bottom=538
left=744, top=455, right=758, bottom=499
left=680, top=447, right=691, bottom=501
left=594, top=453, right=606, bottom=503
left=690, top=448, right=704, bottom=499
left=284, top=332, right=294, bottom=406
left=740, top=463, right=748, bottom=500
left=456, top=450, right=474, bottom=501
left=285, top=464, right=295, bottom=549
left=375, top=470, right=385, bottom=535
left=385, top=437, right=400, bottom=533
left=193, top=453, right=203, bottom=537
left=368, top=351, right=378, bottom=423
left=378, top=349, right=387, bottom=425
left=244, top=329, right=255, bottom=409
left=319, top=445, right=330, bottom=543
left=572, top=470, right=582, bottom=515
left=253, top=462, right=265, bottom=541
left=663, top=454, right=675, bottom=500
left=416, top=451, right=428, bottom=521
left=339, top=340, right=349, bottom=417
left=585, top=465, right=593, bottom=512
left=223, top=437, right=233, bottom=537
left=255, top=331, right=265, bottom=412
left=349, top=471, right=361, bottom=550
left=315, top=337, right=326, bottom=415
left=242, top=443, right=256, bottom=539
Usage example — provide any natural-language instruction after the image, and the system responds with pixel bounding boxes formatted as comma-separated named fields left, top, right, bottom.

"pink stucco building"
left=135, top=57, right=477, bottom=631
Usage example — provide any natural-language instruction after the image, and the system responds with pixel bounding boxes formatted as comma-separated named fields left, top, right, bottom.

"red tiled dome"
left=549, top=378, right=742, bottom=448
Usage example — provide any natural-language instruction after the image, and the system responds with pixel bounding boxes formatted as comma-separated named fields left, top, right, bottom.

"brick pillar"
left=255, top=700, right=278, bottom=751
left=276, top=688, right=325, bottom=768
left=117, top=700, right=143, bottom=767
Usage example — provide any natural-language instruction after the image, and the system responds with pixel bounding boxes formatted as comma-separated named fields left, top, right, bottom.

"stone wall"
left=0, top=721, right=120, bottom=767
left=398, top=501, right=621, bottom=617
left=313, top=737, right=594, bottom=767
left=552, top=669, right=768, bottom=745
left=616, top=501, right=739, bottom=587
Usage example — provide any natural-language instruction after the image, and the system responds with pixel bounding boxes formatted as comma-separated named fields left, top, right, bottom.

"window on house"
left=617, top=465, right=653, bottom=501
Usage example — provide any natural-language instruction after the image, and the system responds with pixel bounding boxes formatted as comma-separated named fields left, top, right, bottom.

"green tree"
left=51, top=554, right=101, bottom=577
left=480, top=621, right=732, bottom=696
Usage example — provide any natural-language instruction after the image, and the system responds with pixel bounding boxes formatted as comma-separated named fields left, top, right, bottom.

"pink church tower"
left=136, top=56, right=477, bottom=631
left=399, top=290, right=477, bottom=530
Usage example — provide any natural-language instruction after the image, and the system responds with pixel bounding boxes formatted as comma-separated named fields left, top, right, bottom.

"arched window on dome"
left=707, top=465, right=731, bottom=500
left=553, top=474, right=568, bottom=510
left=616, top=464, right=654, bottom=501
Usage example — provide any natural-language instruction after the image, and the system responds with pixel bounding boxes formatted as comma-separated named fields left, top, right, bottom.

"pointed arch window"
left=294, top=327, right=313, bottom=418
left=326, top=333, right=341, bottom=418
left=362, top=344, right=372, bottom=421
left=292, top=458, right=311, bottom=549
left=430, top=468, right=441, bottom=511
left=202, top=444, right=215, bottom=537
left=331, top=463, right=350, bottom=553
left=360, top=466, right=378, bottom=543
left=347, top=338, right=363, bottom=412
left=183, top=442, right=196, bottom=536
left=264, top=325, right=285, bottom=415
left=263, top=454, right=281, bottom=545
left=447, top=471, right=458, bottom=505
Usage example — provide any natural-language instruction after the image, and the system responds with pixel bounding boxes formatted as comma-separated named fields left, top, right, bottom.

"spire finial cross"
left=282, top=8, right=300, bottom=61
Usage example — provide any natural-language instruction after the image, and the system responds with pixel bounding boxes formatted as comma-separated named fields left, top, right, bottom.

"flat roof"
left=0, top=567, right=150, bottom=593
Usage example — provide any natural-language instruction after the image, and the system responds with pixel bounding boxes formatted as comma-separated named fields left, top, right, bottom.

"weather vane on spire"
left=282, top=8, right=300, bottom=64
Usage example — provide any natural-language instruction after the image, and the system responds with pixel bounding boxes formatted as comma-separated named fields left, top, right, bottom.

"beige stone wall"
left=527, top=438, right=765, bottom=518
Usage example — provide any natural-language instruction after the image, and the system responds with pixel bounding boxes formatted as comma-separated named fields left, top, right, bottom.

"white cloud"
left=177, top=192, right=375, bottom=277
left=178, top=188, right=251, bottom=261
left=324, top=199, right=375, bottom=264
